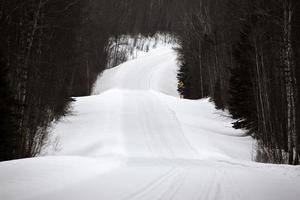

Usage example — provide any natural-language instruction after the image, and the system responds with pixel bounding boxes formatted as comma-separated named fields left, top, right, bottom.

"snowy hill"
left=1, top=38, right=300, bottom=200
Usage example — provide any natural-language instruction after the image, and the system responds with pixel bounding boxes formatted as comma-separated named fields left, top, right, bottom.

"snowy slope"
left=1, top=40, right=300, bottom=200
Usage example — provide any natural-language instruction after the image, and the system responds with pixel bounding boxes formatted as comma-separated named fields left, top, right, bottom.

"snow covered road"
left=1, top=42, right=300, bottom=200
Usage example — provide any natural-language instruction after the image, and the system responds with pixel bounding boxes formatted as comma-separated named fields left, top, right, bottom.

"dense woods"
left=0, top=0, right=299, bottom=164
left=176, top=0, right=300, bottom=164
left=0, top=0, right=109, bottom=160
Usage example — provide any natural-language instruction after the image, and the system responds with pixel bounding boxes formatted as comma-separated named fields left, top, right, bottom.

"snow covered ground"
left=1, top=39, right=300, bottom=200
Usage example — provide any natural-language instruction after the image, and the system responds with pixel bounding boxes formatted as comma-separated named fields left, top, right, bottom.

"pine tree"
left=228, top=26, right=257, bottom=133
left=0, top=52, right=19, bottom=161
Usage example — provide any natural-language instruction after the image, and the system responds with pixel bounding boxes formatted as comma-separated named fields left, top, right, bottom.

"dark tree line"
left=0, top=0, right=111, bottom=160
left=176, top=0, right=300, bottom=164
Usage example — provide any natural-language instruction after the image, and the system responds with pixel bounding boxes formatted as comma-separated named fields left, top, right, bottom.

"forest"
left=0, top=0, right=299, bottom=165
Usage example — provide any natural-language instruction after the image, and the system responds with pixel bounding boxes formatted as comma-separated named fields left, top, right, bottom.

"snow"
left=1, top=37, right=300, bottom=200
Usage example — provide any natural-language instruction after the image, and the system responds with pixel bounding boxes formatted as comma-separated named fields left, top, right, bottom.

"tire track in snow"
left=159, top=166, right=191, bottom=200
left=121, top=167, right=178, bottom=200
left=121, top=89, right=201, bottom=200
left=152, top=92, right=200, bottom=158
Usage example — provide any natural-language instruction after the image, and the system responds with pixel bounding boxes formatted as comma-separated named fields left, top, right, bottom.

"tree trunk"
left=282, top=0, right=297, bottom=164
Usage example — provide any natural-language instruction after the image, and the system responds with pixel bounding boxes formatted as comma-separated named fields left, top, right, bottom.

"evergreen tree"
left=228, top=26, right=257, bottom=132
left=0, top=52, right=19, bottom=161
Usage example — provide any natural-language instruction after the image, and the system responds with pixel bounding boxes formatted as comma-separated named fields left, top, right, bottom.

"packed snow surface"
left=1, top=39, right=300, bottom=200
